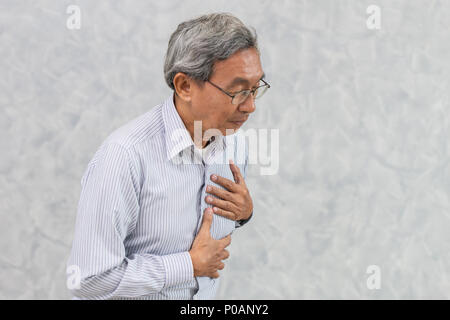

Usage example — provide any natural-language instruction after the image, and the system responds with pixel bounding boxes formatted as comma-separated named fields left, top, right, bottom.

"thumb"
left=199, top=207, right=213, bottom=236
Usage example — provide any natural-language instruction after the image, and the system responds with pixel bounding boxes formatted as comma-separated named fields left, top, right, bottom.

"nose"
left=238, top=94, right=256, bottom=114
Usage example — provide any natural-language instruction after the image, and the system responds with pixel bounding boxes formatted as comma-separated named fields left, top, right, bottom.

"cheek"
left=221, top=110, right=234, bottom=122
left=208, top=111, right=230, bottom=129
left=209, top=112, right=227, bottom=127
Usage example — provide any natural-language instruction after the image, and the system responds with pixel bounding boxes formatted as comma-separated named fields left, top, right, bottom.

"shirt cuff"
left=235, top=211, right=253, bottom=228
left=160, top=251, right=194, bottom=288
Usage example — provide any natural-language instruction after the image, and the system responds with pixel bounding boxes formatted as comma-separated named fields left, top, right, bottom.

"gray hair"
left=164, top=12, right=259, bottom=90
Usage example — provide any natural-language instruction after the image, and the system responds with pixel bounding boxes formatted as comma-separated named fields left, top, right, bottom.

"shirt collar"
left=162, top=93, right=228, bottom=161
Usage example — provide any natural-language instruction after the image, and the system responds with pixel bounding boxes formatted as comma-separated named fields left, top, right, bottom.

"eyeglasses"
left=206, top=78, right=271, bottom=105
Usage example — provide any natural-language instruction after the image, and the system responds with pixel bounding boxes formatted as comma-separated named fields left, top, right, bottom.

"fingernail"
left=206, top=185, right=211, bottom=192
left=211, top=174, right=217, bottom=181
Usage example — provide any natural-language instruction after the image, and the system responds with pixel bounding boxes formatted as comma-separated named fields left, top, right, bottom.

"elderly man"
left=67, top=12, right=269, bottom=300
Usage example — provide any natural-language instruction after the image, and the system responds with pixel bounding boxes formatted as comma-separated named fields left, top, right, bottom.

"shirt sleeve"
left=235, top=140, right=253, bottom=228
left=67, top=142, right=194, bottom=299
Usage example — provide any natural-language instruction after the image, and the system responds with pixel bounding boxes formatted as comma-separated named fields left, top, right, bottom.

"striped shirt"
left=67, top=93, right=252, bottom=300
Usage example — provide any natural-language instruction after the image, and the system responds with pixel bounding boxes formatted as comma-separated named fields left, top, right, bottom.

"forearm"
left=69, top=251, right=194, bottom=299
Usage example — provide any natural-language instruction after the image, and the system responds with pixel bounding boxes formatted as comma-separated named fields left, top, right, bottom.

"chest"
left=127, top=147, right=243, bottom=253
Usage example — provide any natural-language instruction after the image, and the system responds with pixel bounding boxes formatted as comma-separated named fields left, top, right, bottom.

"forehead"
left=211, top=48, right=263, bottom=82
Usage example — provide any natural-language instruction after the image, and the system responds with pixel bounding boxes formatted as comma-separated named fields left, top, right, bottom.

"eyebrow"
left=226, top=72, right=265, bottom=90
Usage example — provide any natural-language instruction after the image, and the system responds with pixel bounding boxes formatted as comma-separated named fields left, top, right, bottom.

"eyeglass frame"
left=206, top=77, right=271, bottom=105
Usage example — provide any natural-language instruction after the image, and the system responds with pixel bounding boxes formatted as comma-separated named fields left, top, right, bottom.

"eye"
left=229, top=86, right=245, bottom=94
left=236, top=91, right=249, bottom=98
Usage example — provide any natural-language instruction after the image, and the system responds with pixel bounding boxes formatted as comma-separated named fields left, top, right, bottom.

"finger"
left=212, top=206, right=236, bottom=221
left=229, top=159, right=243, bottom=185
left=205, top=196, right=237, bottom=212
left=199, top=207, right=213, bottom=236
left=229, top=159, right=240, bottom=184
left=210, top=174, right=238, bottom=192
left=217, top=262, right=225, bottom=270
left=221, top=249, right=230, bottom=260
left=211, top=271, right=220, bottom=279
left=219, top=234, right=232, bottom=247
left=206, top=185, right=232, bottom=201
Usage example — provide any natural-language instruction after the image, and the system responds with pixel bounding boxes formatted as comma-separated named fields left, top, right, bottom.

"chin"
left=222, top=126, right=239, bottom=135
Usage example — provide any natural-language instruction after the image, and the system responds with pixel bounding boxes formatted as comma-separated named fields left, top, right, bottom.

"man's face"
left=190, top=47, right=264, bottom=136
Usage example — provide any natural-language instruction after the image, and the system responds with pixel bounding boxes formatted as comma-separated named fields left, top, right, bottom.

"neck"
left=173, top=93, right=209, bottom=149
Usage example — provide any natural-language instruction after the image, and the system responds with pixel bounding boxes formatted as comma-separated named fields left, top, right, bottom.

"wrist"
left=188, top=250, right=199, bottom=277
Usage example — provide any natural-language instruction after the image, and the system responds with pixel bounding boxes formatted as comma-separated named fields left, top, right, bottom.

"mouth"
left=229, top=117, right=248, bottom=125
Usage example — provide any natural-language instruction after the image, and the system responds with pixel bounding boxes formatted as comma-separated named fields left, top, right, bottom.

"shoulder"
left=103, top=102, right=165, bottom=151
left=85, top=102, right=165, bottom=175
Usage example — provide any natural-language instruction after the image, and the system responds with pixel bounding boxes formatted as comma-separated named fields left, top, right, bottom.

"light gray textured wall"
left=1, top=0, right=450, bottom=299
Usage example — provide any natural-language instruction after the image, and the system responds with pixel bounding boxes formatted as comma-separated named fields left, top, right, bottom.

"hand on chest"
left=197, top=160, right=245, bottom=240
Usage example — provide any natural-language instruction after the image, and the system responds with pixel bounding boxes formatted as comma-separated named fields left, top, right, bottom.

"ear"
left=173, top=72, right=193, bottom=102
